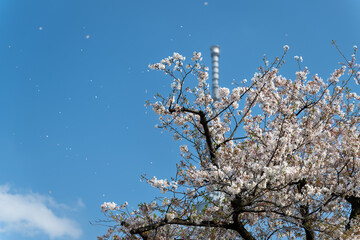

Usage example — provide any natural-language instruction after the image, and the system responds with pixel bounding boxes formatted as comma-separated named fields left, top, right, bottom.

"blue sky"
left=0, top=0, right=359, bottom=239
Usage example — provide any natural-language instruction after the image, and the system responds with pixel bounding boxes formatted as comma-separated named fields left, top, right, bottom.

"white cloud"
left=0, top=185, right=82, bottom=239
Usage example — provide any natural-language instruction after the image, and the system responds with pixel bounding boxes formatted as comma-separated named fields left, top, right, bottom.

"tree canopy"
left=99, top=44, right=360, bottom=240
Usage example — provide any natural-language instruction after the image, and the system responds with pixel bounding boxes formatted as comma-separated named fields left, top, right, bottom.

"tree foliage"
left=99, top=44, right=360, bottom=240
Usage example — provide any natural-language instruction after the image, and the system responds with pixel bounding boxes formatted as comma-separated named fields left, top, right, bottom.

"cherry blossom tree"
left=99, top=43, right=360, bottom=240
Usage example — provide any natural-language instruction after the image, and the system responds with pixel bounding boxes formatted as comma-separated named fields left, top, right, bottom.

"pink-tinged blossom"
left=294, top=55, right=303, bottom=62
left=148, top=63, right=165, bottom=70
left=179, top=145, right=188, bottom=153
left=101, top=202, right=118, bottom=212
left=152, top=102, right=166, bottom=115
left=218, top=87, right=230, bottom=99
left=197, top=71, right=209, bottom=81
left=165, top=212, right=175, bottom=221
left=191, top=51, right=202, bottom=62
left=172, top=52, right=185, bottom=61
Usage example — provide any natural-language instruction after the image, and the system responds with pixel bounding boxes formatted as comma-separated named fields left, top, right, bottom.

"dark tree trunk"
left=345, top=195, right=360, bottom=230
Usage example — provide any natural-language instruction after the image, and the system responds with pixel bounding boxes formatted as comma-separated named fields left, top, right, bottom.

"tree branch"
left=129, top=218, right=235, bottom=237
left=169, top=107, right=217, bottom=166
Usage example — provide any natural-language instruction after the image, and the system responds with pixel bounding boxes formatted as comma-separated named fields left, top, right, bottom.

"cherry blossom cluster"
left=147, top=176, right=178, bottom=193
left=101, top=201, right=128, bottom=212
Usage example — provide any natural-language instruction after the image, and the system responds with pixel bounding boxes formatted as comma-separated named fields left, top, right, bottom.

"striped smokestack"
left=210, top=45, right=220, bottom=103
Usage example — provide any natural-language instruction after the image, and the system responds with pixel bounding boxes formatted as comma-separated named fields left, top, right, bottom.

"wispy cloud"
left=0, top=185, right=82, bottom=239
